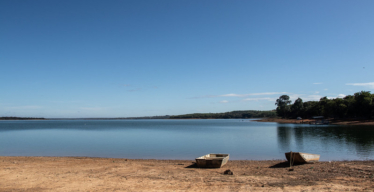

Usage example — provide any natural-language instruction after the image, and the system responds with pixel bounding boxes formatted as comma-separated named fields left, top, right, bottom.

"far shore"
left=2, top=117, right=374, bottom=126
left=253, top=118, right=374, bottom=126
left=1, top=156, right=373, bottom=191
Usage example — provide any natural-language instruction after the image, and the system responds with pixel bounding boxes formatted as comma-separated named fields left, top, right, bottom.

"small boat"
left=285, top=152, right=320, bottom=164
left=195, top=154, right=229, bottom=168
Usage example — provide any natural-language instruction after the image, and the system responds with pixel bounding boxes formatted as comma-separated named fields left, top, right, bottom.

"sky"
left=1, top=0, right=373, bottom=118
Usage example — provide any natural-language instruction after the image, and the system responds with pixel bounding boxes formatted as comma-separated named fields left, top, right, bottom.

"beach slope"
left=1, top=156, right=373, bottom=191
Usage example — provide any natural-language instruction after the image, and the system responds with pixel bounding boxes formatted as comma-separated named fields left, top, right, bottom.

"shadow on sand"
left=269, top=161, right=304, bottom=168
left=184, top=163, right=221, bottom=169
left=185, top=163, right=199, bottom=169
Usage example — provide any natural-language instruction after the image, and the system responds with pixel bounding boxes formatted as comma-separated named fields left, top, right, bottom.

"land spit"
left=254, top=118, right=374, bottom=126
left=1, top=156, right=373, bottom=191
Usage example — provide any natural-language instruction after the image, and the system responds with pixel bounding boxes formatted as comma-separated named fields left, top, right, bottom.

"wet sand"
left=1, top=156, right=373, bottom=191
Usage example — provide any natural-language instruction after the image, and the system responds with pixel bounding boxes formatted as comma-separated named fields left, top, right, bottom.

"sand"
left=1, top=156, right=373, bottom=191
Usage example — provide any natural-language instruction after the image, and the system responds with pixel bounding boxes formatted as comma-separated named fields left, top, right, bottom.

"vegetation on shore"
left=170, top=110, right=276, bottom=119
left=3, top=90, right=372, bottom=121
left=275, top=91, right=374, bottom=119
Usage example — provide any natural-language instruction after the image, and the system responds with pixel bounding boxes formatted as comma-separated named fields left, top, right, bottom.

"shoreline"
left=253, top=118, right=374, bottom=126
left=1, top=156, right=373, bottom=191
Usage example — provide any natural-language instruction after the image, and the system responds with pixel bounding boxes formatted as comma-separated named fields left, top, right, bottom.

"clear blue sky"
left=1, top=0, right=373, bottom=118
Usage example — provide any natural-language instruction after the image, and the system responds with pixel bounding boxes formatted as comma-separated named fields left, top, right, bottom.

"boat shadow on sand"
left=185, top=161, right=304, bottom=169
left=185, top=163, right=199, bottom=169
left=269, top=161, right=305, bottom=168
left=184, top=163, right=227, bottom=169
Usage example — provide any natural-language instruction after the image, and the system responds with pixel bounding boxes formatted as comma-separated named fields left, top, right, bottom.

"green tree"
left=354, top=91, right=374, bottom=118
left=319, top=97, right=330, bottom=117
left=274, top=91, right=373, bottom=120
left=333, top=98, right=347, bottom=118
left=275, top=95, right=292, bottom=118
left=303, top=101, right=321, bottom=118
left=291, top=97, right=304, bottom=118
left=343, top=95, right=356, bottom=118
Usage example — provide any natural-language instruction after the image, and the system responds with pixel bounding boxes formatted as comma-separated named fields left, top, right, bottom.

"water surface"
left=0, top=119, right=373, bottom=160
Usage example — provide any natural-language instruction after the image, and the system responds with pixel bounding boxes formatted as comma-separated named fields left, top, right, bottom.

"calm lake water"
left=1, top=119, right=374, bottom=161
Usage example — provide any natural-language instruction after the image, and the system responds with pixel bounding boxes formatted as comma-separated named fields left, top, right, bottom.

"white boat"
left=285, top=152, right=320, bottom=164
left=195, top=154, right=229, bottom=168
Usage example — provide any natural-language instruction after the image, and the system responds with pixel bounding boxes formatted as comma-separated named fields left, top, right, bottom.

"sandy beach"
left=1, top=156, right=373, bottom=191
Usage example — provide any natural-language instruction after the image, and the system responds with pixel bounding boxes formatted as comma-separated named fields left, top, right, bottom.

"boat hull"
left=285, top=152, right=320, bottom=164
left=195, top=154, right=229, bottom=168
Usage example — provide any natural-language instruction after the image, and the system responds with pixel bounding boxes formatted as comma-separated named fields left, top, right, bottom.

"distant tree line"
left=170, top=110, right=277, bottom=119
left=0, top=117, right=45, bottom=120
left=120, top=115, right=171, bottom=119
left=275, top=91, right=374, bottom=119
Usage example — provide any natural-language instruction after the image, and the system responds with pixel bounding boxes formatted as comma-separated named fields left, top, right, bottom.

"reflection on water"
left=277, top=125, right=374, bottom=160
left=277, top=126, right=292, bottom=151
left=0, top=120, right=374, bottom=160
